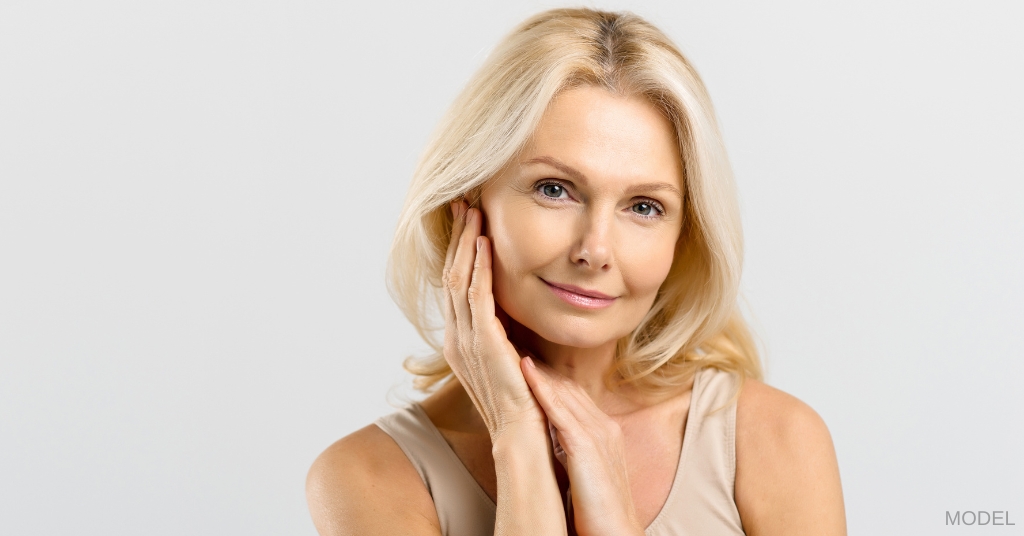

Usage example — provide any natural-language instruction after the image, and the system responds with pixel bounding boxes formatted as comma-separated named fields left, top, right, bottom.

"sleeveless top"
left=374, top=366, right=746, bottom=535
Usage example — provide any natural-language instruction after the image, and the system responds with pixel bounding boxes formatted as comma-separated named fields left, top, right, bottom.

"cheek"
left=620, top=230, right=678, bottom=300
left=485, top=204, right=569, bottom=309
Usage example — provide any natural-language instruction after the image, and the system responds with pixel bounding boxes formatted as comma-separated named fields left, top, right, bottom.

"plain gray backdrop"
left=1, top=0, right=1021, bottom=534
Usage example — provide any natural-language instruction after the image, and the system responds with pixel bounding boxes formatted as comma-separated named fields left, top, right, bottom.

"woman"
left=308, top=8, right=846, bottom=536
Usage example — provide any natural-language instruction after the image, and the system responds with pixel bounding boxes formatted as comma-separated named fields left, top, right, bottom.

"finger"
left=448, top=207, right=482, bottom=333
left=549, top=421, right=568, bottom=468
left=442, top=200, right=467, bottom=278
left=521, top=356, right=579, bottom=434
left=442, top=200, right=467, bottom=326
left=529, top=359, right=608, bottom=427
left=467, top=235, right=496, bottom=333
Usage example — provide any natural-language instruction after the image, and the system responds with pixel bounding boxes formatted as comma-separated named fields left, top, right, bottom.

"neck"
left=508, top=320, right=636, bottom=412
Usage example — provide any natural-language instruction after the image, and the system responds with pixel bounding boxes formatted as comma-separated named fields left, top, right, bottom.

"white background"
left=1, top=1, right=1021, bottom=534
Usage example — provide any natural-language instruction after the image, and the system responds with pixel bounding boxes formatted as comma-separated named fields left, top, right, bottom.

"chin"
left=506, top=302, right=631, bottom=350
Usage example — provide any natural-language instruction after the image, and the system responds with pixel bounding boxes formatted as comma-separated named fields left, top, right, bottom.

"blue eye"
left=541, top=183, right=565, bottom=198
left=630, top=200, right=665, bottom=218
left=633, top=202, right=654, bottom=216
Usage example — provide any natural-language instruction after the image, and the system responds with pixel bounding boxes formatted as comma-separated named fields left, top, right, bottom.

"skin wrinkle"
left=521, top=156, right=683, bottom=200
left=480, top=85, right=684, bottom=408
left=412, top=81, right=730, bottom=535
left=430, top=84, right=688, bottom=532
left=436, top=85, right=684, bottom=528
left=309, top=10, right=845, bottom=534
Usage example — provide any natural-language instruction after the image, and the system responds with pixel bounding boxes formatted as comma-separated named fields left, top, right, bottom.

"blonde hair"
left=387, top=8, right=763, bottom=403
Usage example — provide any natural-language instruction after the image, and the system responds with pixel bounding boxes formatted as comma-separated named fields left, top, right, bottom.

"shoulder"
left=305, top=424, right=441, bottom=536
left=733, top=378, right=847, bottom=536
left=733, top=378, right=831, bottom=455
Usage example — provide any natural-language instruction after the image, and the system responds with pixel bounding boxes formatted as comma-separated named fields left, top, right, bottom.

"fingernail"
left=476, top=236, right=483, bottom=251
left=524, top=356, right=535, bottom=369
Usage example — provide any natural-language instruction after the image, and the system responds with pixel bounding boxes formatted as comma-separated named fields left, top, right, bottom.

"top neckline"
left=409, top=366, right=706, bottom=531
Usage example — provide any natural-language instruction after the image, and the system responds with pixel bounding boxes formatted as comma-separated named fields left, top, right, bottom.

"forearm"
left=491, top=425, right=567, bottom=536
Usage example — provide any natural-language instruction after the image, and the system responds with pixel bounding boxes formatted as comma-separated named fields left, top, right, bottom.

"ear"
left=464, top=185, right=483, bottom=207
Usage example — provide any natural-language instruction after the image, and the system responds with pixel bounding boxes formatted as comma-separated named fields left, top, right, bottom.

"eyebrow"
left=522, top=155, right=683, bottom=199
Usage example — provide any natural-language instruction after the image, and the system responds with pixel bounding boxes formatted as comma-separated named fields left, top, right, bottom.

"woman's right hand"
left=442, top=200, right=546, bottom=441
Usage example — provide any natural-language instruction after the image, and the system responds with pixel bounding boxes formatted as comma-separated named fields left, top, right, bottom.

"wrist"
left=491, top=419, right=550, bottom=456
left=490, top=420, right=567, bottom=536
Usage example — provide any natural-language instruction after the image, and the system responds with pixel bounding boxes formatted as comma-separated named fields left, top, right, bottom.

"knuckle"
left=466, top=285, right=481, bottom=306
left=552, top=393, right=568, bottom=411
left=446, top=269, right=464, bottom=291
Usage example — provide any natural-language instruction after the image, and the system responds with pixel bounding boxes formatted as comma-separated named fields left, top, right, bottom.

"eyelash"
left=533, top=180, right=666, bottom=219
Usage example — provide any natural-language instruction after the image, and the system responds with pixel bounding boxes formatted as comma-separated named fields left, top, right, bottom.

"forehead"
left=520, top=86, right=683, bottom=191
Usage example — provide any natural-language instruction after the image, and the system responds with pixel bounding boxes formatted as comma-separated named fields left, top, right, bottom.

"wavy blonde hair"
left=387, top=8, right=763, bottom=404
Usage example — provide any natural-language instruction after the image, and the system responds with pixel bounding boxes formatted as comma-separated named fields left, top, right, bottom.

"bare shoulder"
left=305, top=424, right=441, bottom=536
left=734, top=379, right=847, bottom=536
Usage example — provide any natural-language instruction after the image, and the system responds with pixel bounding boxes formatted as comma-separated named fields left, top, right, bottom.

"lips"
left=541, top=278, right=617, bottom=309
left=544, top=281, right=615, bottom=299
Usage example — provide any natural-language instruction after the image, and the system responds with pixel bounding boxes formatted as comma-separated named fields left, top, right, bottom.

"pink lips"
left=542, top=279, right=617, bottom=309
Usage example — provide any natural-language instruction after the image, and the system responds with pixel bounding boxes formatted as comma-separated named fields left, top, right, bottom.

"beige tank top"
left=374, top=366, right=746, bottom=535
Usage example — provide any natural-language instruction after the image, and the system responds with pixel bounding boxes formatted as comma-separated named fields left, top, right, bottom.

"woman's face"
left=480, top=85, right=685, bottom=350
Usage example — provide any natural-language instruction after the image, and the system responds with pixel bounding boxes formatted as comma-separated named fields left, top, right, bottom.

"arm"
left=446, top=201, right=568, bottom=534
left=520, top=356, right=646, bottom=536
left=305, top=425, right=442, bottom=536
left=491, top=423, right=569, bottom=535
left=734, top=380, right=847, bottom=536
left=307, top=202, right=569, bottom=535
left=305, top=423, right=567, bottom=536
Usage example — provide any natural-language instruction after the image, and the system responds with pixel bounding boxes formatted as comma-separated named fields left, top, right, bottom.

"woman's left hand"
left=520, top=356, right=646, bottom=536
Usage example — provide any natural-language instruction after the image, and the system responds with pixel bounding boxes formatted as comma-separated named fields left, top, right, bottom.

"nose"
left=570, top=209, right=613, bottom=271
